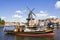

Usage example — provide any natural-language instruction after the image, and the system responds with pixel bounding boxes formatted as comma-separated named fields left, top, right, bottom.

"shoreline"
left=0, top=25, right=4, bottom=27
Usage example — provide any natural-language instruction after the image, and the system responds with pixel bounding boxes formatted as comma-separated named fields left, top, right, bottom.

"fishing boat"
left=3, top=25, right=54, bottom=37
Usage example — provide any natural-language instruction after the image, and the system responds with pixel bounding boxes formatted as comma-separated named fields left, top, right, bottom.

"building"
left=5, top=22, right=20, bottom=26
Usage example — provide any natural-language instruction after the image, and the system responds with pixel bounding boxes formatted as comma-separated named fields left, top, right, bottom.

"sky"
left=0, top=0, right=60, bottom=22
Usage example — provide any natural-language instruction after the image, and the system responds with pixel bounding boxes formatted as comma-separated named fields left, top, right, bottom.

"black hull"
left=4, top=31, right=54, bottom=36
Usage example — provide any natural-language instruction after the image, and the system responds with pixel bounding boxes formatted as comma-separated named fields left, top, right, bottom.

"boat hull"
left=17, top=33, right=54, bottom=37
left=5, top=31, right=54, bottom=37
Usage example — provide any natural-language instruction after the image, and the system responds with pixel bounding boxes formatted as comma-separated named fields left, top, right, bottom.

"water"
left=0, top=27, right=60, bottom=40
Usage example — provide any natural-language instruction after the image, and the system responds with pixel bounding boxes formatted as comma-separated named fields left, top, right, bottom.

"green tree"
left=0, top=18, right=1, bottom=24
left=0, top=18, right=5, bottom=25
left=1, top=20, right=5, bottom=25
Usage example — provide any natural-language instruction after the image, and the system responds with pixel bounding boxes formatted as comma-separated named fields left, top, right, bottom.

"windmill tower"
left=26, top=7, right=36, bottom=27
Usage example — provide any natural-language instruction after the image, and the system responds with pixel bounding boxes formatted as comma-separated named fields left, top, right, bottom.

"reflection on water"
left=0, top=27, right=15, bottom=40
left=15, top=36, right=54, bottom=40
left=0, top=27, right=60, bottom=40
left=54, top=29, right=60, bottom=40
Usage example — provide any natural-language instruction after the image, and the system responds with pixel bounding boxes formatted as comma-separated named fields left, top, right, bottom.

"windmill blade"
left=27, top=7, right=31, bottom=11
left=27, top=6, right=35, bottom=11
left=31, top=8, right=36, bottom=17
left=27, top=7, right=32, bottom=14
left=31, top=8, right=35, bottom=11
left=32, top=12, right=36, bottom=17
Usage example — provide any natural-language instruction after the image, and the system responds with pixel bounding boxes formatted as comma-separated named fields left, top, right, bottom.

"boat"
left=4, top=30, right=54, bottom=37
left=3, top=26, right=54, bottom=37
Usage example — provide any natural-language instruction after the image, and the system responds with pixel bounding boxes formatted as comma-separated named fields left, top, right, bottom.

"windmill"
left=26, top=7, right=36, bottom=27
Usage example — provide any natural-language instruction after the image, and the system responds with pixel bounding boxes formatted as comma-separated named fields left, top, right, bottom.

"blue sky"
left=0, top=0, right=60, bottom=22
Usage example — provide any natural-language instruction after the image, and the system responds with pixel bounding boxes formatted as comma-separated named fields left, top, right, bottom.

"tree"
left=0, top=18, right=5, bottom=25
left=1, top=20, right=5, bottom=25
left=0, top=18, right=1, bottom=25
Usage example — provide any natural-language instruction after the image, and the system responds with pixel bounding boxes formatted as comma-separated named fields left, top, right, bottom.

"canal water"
left=0, top=27, right=60, bottom=40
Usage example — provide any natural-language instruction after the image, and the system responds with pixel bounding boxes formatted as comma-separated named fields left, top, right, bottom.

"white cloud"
left=16, top=10, right=22, bottom=14
left=36, top=11, right=48, bottom=17
left=47, top=16, right=57, bottom=19
left=55, top=1, right=60, bottom=9
left=15, top=10, right=27, bottom=14
left=36, top=11, right=48, bottom=20
left=12, top=14, right=27, bottom=22
left=11, top=10, right=27, bottom=22
left=0, top=16, right=6, bottom=20
left=10, top=17, right=26, bottom=22
left=12, top=14, right=22, bottom=18
left=36, top=13, right=48, bottom=17
left=40, top=11, right=45, bottom=13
